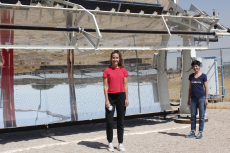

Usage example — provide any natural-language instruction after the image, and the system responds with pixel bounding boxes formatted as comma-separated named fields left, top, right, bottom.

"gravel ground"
left=0, top=109, right=230, bottom=153
left=208, top=101, right=230, bottom=107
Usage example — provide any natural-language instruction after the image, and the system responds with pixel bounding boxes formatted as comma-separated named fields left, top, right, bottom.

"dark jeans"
left=190, top=96, right=206, bottom=132
left=106, top=92, right=126, bottom=143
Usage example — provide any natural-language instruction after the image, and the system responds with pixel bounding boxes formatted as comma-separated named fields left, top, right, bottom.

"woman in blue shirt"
left=185, top=60, right=209, bottom=139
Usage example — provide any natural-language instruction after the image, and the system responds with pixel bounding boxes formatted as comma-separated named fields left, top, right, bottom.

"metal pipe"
left=215, top=32, right=230, bottom=36
left=86, top=29, right=216, bottom=35
left=0, top=24, right=81, bottom=32
left=214, top=58, right=218, bottom=100
left=220, top=49, right=224, bottom=99
left=0, top=25, right=217, bottom=36
left=194, top=37, right=218, bottom=42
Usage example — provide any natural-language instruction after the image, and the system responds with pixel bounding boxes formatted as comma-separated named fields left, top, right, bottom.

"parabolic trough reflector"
left=0, top=0, right=227, bottom=130
left=0, top=0, right=163, bottom=129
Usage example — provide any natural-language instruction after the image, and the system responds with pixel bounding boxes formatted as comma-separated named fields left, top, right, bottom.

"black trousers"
left=106, top=92, right=126, bottom=143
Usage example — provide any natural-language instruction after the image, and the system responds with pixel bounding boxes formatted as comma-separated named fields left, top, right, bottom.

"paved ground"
left=0, top=108, right=230, bottom=153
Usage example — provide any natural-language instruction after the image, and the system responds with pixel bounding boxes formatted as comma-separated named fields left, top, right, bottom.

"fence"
left=167, top=48, right=230, bottom=102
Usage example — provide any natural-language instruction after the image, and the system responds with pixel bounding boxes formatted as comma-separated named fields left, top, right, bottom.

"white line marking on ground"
left=3, top=125, right=190, bottom=153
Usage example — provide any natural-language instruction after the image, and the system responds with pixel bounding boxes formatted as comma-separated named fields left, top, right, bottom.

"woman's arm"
left=187, top=81, right=191, bottom=106
left=204, top=81, right=209, bottom=106
left=124, top=77, right=129, bottom=107
left=103, top=77, right=110, bottom=108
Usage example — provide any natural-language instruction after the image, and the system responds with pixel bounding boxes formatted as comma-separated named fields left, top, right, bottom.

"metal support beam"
left=162, top=16, right=171, bottom=36
left=220, top=49, right=224, bottom=98
left=81, top=31, right=96, bottom=48
left=180, top=36, right=196, bottom=114
left=194, top=19, right=209, bottom=30
left=157, top=35, right=171, bottom=111
left=157, top=50, right=171, bottom=111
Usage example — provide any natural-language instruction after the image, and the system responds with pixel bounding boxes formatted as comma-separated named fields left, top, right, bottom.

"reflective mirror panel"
left=0, top=8, right=166, bottom=48
left=0, top=6, right=162, bottom=129
left=0, top=7, right=211, bottom=50
left=0, top=48, right=160, bottom=129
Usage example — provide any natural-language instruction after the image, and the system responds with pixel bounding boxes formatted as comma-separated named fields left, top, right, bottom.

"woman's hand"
left=205, top=99, right=208, bottom=106
left=125, top=99, right=129, bottom=107
left=187, top=100, right=190, bottom=106
left=105, top=100, right=110, bottom=108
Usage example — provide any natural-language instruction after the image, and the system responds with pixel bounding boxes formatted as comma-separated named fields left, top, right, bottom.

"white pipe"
left=0, top=45, right=209, bottom=50
left=216, top=32, right=230, bottom=36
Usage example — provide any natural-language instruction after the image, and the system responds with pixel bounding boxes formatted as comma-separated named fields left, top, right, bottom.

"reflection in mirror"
left=0, top=8, right=162, bottom=129
left=1, top=9, right=16, bottom=128
left=0, top=48, right=162, bottom=129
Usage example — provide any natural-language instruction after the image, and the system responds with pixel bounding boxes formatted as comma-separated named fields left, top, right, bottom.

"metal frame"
left=8, top=0, right=102, bottom=54
left=202, top=56, right=226, bottom=101
left=47, top=0, right=102, bottom=54
left=0, top=2, right=226, bottom=52
left=0, top=2, right=221, bottom=20
left=0, top=1, right=214, bottom=20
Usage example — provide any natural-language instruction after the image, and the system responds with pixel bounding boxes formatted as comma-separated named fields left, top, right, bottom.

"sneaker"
left=108, top=143, right=114, bottom=152
left=196, top=132, right=203, bottom=139
left=185, top=132, right=196, bottom=138
left=117, top=143, right=126, bottom=151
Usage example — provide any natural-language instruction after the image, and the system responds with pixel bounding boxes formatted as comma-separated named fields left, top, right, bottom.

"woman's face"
left=192, top=64, right=200, bottom=72
left=111, top=53, right=119, bottom=67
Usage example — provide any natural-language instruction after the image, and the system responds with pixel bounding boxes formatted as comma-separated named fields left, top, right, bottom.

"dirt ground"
left=0, top=108, right=229, bottom=153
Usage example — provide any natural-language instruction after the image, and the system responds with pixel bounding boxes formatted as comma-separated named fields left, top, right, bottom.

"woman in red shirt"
left=103, top=50, right=129, bottom=152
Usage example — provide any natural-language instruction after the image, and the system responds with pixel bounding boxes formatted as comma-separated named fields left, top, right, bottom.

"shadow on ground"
left=158, top=132, right=185, bottom=137
left=78, top=141, right=109, bottom=150
left=0, top=115, right=176, bottom=145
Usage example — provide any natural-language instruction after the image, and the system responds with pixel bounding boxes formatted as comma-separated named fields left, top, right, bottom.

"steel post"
left=180, top=36, right=196, bottom=114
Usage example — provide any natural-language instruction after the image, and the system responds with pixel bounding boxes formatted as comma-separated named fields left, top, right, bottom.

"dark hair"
left=191, top=60, right=201, bottom=67
left=110, top=50, right=124, bottom=68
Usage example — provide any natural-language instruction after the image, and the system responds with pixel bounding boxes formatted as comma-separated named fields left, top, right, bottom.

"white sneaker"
left=117, top=143, right=126, bottom=151
left=108, top=143, right=114, bottom=152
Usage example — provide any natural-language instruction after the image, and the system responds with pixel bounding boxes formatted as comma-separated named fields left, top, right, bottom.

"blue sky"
left=178, top=0, right=230, bottom=48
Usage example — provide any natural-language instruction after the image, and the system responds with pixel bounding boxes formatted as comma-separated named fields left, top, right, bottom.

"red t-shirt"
left=103, top=67, right=129, bottom=93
